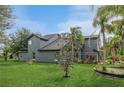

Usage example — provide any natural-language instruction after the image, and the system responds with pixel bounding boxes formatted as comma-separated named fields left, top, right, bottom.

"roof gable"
left=38, top=38, right=67, bottom=51
left=27, top=34, right=48, bottom=41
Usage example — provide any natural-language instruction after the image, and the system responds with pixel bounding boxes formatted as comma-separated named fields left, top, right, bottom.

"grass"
left=0, top=59, right=124, bottom=87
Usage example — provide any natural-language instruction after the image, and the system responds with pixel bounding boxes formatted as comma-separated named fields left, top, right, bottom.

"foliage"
left=0, top=5, right=14, bottom=38
left=107, top=34, right=122, bottom=56
left=70, top=27, right=84, bottom=62
left=102, top=66, right=106, bottom=71
left=85, top=54, right=97, bottom=64
left=9, top=28, right=31, bottom=59
left=56, top=27, right=84, bottom=77
left=93, top=6, right=111, bottom=61
left=2, top=36, right=12, bottom=61
left=56, top=33, right=73, bottom=77
left=105, top=59, right=112, bottom=65
left=26, top=59, right=33, bottom=65
left=94, top=5, right=124, bottom=63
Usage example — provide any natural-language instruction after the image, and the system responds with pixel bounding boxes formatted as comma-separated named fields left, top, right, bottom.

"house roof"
left=43, top=34, right=60, bottom=39
left=38, top=34, right=99, bottom=51
left=38, top=38, right=68, bottom=51
left=23, top=33, right=99, bottom=52
left=27, top=34, right=48, bottom=41
left=84, top=35, right=99, bottom=39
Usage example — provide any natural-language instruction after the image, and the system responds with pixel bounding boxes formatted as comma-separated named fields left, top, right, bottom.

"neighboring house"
left=19, top=34, right=99, bottom=62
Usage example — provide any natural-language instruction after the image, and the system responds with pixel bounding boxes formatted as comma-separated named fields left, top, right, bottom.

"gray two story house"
left=19, top=33, right=99, bottom=63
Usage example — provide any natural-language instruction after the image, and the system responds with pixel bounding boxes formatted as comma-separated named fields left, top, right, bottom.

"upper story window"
left=28, top=40, right=32, bottom=45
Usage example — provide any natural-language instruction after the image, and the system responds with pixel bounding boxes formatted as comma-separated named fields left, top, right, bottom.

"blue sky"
left=9, top=5, right=99, bottom=36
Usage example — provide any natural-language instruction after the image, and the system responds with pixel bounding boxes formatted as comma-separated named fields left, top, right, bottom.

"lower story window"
left=32, top=52, right=36, bottom=59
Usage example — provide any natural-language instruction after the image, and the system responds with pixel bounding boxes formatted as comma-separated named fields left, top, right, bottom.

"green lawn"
left=0, top=59, right=124, bottom=87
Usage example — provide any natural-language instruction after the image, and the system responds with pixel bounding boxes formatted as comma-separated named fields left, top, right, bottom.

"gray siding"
left=83, top=38, right=98, bottom=52
left=19, top=52, right=29, bottom=61
left=81, top=38, right=98, bottom=61
left=36, top=51, right=58, bottom=62
left=28, top=36, right=46, bottom=59
left=28, top=36, right=46, bottom=52
left=19, top=35, right=59, bottom=62
left=19, top=34, right=99, bottom=62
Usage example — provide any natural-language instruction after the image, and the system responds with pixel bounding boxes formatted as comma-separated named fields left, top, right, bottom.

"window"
left=32, top=52, right=36, bottom=59
left=28, top=40, right=32, bottom=45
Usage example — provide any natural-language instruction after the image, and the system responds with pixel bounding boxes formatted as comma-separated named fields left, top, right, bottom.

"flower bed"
left=94, top=65, right=124, bottom=78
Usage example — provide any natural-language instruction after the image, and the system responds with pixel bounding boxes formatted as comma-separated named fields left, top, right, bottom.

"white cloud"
left=57, top=20, right=99, bottom=36
left=8, top=19, right=48, bottom=35
left=57, top=6, right=99, bottom=36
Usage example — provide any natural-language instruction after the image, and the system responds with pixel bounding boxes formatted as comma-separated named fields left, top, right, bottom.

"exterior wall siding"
left=36, top=51, right=58, bottom=62
left=19, top=35, right=99, bottom=62
left=19, top=52, right=29, bottom=61
left=80, top=38, right=99, bottom=61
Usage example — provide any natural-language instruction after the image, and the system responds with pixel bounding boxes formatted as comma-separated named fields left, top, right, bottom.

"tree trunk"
left=17, top=53, right=20, bottom=61
left=72, top=41, right=74, bottom=63
left=101, top=25, right=106, bottom=62
left=4, top=50, right=8, bottom=61
left=64, top=66, right=70, bottom=78
left=121, top=33, right=124, bottom=55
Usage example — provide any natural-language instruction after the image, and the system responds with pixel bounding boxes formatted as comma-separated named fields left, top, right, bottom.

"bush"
left=105, top=59, right=112, bottom=65
left=26, top=59, right=33, bottom=65
left=85, top=54, right=96, bottom=63
left=102, top=66, right=106, bottom=71
left=119, top=49, right=124, bottom=56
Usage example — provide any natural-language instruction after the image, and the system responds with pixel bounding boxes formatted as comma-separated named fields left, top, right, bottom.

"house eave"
left=27, top=34, right=48, bottom=41
left=38, top=49, right=60, bottom=51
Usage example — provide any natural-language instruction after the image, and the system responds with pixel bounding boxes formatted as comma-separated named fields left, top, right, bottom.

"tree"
left=93, top=6, right=118, bottom=61
left=2, top=36, right=12, bottom=61
left=9, top=28, right=31, bottom=59
left=105, top=6, right=124, bottom=56
left=56, top=27, right=84, bottom=77
left=93, top=5, right=124, bottom=64
left=70, top=27, right=84, bottom=62
left=111, top=19, right=124, bottom=55
left=99, top=6, right=124, bottom=56
left=0, top=5, right=14, bottom=38
left=56, top=33, right=73, bottom=77
left=107, top=34, right=122, bottom=56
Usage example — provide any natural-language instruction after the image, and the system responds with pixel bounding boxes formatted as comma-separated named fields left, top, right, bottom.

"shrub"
left=26, top=59, right=33, bottom=65
left=119, top=49, right=124, bottom=56
left=105, top=59, right=112, bottom=65
left=102, top=66, right=106, bottom=71
left=85, top=54, right=96, bottom=63
left=111, top=56, right=120, bottom=63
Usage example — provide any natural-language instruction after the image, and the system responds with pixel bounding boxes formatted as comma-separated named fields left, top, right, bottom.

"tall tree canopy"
left=9, top=28, right=31, bottom=58
left=0, top=5, right=14, bottom=38
left=93, top=5, right=124, bottom=61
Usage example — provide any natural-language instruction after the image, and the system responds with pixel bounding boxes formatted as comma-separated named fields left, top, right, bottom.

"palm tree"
left=107, top=34, right=122, bottom=56
left=93, top=6, right=112, bottom=61
left=111, top=19, right=124, bottom=54
left=103, top=6, right=124, bottom=55
left=70, top=27, right=84, bottom=62
left=93, top=5, right=124, bottom=61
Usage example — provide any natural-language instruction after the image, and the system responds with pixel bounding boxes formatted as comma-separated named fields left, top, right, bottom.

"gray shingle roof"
left=43, top=34, right=59, bottom=39
left=38, top=38, right=67, bottom=51
left=28, top=34, right=48, bottom=41
left=28, top=33, right=98, bottom=51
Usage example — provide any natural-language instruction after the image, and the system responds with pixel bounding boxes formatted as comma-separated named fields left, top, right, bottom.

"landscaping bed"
left=94, top=65, right=124, bottom=78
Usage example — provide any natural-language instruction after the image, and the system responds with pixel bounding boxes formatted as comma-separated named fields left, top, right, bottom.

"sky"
left=8, top=5, right=99, bottom=36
